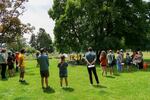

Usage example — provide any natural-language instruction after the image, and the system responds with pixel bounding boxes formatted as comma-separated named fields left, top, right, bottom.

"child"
left=7, top=52, right=15, bottom=77
left=38, top=48, right=50, bottom=89
left=58, top=55, right=68, bottom=87
left=99, top=51, right=107, bottom=76
left=18, top=49, right=26, bottom=82
left=126, top=52, right=132, bottom=71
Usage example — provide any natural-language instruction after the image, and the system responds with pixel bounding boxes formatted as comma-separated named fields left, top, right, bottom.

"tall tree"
left=29, top=33, right=37, bottom=49
left=0, top=0, right=34, bottom=44
left=49, top=0, right=150, bottom=53
left=36, top=28, right=54, bottom=53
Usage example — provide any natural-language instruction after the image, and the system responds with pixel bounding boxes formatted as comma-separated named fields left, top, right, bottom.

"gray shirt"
left=85, top=51, right=96, bottom=64
left=107, top=53, right=113, bottom=64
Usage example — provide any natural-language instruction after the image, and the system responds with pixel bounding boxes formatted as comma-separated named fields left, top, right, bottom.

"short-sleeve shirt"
left=38, top=54, right=49, bottom=71
left=58, top=62, right=68, bottom=77
left=19, top=54, right=25, bottom=68
left=107, top=53, right=113, bottom=64
left=85, top=51, right=96, bottom=63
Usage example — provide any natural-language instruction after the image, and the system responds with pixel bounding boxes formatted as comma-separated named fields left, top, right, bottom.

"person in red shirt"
left=99, top=50, right=107, bottom=76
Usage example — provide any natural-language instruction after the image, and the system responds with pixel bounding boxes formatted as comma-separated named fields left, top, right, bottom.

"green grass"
left=0, top=57, right=150, bottom=100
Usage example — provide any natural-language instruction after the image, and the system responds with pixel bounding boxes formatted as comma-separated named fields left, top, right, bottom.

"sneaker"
left=21, top=80, right=26, bottom=83
left=19, top=80, right=22, bottom=82
left=46, top=86, right=50, bottom=89
left=42, top=87, right=45, bottom=89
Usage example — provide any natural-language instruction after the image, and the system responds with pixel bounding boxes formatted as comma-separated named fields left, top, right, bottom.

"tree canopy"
left=29, top=28, right=54, bottom=53
left=0, top=0, right=34, bottom=44
left=49, top=0, right=150, bottom=53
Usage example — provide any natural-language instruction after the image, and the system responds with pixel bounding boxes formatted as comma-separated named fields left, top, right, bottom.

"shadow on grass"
left=99, top=90, right=107, bottom=95
left=20, top=81, right=29, bottom=85
left=106, top=76, right=115, bottom=78
left=113, top=73, right=120, bottom=76
left=93, top=85, right=107, bottom=89
left=62, top=87, right=74, bottom=92
left=1, top=78, right=8, bottom=81
left=43, top=87, right=55, bottom=94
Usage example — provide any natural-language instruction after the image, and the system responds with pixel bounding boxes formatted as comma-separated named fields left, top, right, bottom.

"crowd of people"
left=0, top=47, right=145, bottom=89
left=0, top=48, right=26, bottom=81
left=85, top=47, right=144, bottom=85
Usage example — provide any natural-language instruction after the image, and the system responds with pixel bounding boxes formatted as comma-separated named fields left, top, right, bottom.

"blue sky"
left=21, top=0, right=150, bottom=42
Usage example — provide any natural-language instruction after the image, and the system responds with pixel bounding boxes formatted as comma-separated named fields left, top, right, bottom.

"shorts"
left=40, top=70, right=49, bottom=78
left=59, top=70, right=68, bottom=78
left=20, top=67, right=25, bottom=73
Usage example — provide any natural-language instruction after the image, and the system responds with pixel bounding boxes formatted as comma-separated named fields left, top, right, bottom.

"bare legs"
left=102, top=66, right=107, bottom=76
left=60, top=77, right=68, bottom=87
left=41, top=77, right=49, bottom=88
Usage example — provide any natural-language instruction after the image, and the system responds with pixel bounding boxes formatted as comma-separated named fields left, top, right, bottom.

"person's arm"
left=66, top=63, right=68, bottom=67
left=85, top=57, right=91, bottom=65
left=91, top=58, right=96, bottom=65
left=37, top=57, right=40, bottom=65
left=57, top=63, right=60, bottom=68
left=19, top=57, right=23, bottom=67
left=91, top=54, right=96, bottom=65
left=46, top=56, right=49, bottom=67
left=84, top=54, right=91, bottom=65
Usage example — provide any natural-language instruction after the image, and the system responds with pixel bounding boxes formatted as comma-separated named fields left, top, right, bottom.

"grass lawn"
left=0, top=55, right=150, bottom=100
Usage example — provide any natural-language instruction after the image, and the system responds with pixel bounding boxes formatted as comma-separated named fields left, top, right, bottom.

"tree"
left=36, top=28, right=54, bottom=53
left=7, top=36, right=27, bottom=51
left=49, top=0, right=150, bottom=53
left=29, top=33, right=37, bottom=49
left=0, top=0, right=34, bottom=44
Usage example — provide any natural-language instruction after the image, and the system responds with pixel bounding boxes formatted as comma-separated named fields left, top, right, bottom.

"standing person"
left=138, top=51, right=143, bottom=69
left=7, top=52, right=15, bottom=77
left=0, top=48, right=7, bottom=79
left=116, top=50, right=122, bottom=72
left=18, top=49, right=26, bottom=82
left=58, top=55, right=68, bottom=87
left=85, top=47, right=99, bottom=85
left=133, top=51, right=143, bottom=69
left=15, top=52, right=19, bottom=72
left=126, top=52, right=132, bottom=71
left=36, top=52, right=40, bottom=67
left=120, top=49, right=125, bottom=70
left=38, top=48, right=50, bottom=89
left=99, top=50, right=107, bottom=76
left=107, top=50, right=114, bottom=75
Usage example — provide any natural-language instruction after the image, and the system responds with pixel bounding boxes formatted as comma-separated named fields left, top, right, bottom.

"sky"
left=21, top=0, right=150, bottom=42
left=20, top=0, right=55, bottom=42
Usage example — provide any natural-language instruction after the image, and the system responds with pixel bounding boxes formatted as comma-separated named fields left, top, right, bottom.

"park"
left=0, top=0, right=150, bottom=100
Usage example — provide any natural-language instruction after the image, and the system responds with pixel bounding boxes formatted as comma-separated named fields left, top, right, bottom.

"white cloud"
left=20, top=0, right=55, bottom=42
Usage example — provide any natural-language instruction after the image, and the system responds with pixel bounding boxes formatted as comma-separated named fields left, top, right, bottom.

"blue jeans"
left=117, top=61, right=122, bottom=72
